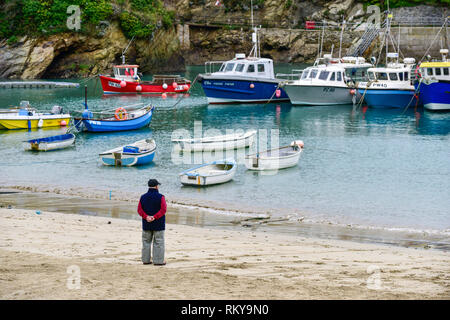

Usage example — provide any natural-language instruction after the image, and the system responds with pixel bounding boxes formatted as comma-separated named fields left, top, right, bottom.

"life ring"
left=114, top=107, right=128, bottom=120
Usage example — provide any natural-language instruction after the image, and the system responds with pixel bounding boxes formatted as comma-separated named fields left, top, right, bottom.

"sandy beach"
left=0, top=207, right=449, bottom=300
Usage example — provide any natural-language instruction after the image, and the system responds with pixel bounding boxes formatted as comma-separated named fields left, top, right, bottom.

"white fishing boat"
left=99, top=138, right=156, bottom=166
left=245, top=140, right=304, bottom=171
left=23, top=133, right=76, bottom=151
left=172, top=130, right=256, bottom=152
left=282, top=55, right=372, bottom=105
left=179, top=159, right=237, bottom=186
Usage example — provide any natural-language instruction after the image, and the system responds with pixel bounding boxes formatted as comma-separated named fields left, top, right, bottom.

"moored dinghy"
left=23, top=133, right=76, bottom=151
left=99, top=138, right=156, bottom=166
left=172, top=130, right=256, bottom=152
left=179, top=159, right=237, bottom=186
left=245, top=140, right=304, bottom=171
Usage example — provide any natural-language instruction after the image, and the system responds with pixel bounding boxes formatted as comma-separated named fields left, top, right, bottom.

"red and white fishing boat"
left=99, top=64, right=191, bottom=94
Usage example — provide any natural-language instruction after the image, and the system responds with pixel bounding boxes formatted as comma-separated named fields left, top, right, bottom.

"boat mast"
left=121, top=35, right=135, bottom=64
left=339, top=18, right=345, bottom=59
left=249, top=0, right=260, bottom=58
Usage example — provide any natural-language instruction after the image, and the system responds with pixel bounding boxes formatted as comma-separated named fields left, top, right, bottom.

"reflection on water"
left=1, top=65, right=449, bottom=235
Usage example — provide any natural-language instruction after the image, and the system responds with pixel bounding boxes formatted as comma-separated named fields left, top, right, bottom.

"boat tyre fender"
left=114, top=107, right=128, bottom=121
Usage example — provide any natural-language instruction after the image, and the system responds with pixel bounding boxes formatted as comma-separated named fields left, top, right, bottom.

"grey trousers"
left=142, top=230, right=165, bottom=264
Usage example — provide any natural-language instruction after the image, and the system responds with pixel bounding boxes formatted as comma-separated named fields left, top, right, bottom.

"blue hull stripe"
left=358, top=89, right=419, bottom=109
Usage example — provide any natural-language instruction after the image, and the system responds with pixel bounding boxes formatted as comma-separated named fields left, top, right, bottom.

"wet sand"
left=1, top=207, right=449, bottom=299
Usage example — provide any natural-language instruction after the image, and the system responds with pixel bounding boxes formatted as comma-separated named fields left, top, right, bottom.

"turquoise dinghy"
left=99, top=138, right=156, bottom=166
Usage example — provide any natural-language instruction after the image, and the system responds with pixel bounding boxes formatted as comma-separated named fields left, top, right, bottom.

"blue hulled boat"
left=415, top=49, right=450, bottom=111
left=198, top=6, right=288, bottom=104
left=99, top=138, right=156, bottom=166
left=74, top=104, right=154, bottom=132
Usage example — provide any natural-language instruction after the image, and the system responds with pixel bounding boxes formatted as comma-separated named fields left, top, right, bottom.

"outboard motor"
left=51, top=105, right=63, bottom=114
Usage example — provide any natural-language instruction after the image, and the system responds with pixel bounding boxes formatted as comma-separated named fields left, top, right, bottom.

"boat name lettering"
left=108, top=81, right=122, bottom=88
left=323, top=87, right=335, bottom=92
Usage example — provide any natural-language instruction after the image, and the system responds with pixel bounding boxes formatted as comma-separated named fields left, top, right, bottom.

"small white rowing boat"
left=172, top=130, right=256, bottom=152
left=99, top=138, right=156, bottom=166
left=179, top=159, right=237, bottom=186
left=23, top=133, right=76, bottom=151
left=245, top=140, right=304, bottom=171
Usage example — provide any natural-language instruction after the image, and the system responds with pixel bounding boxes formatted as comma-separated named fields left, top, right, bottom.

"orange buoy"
left=60, top=120, right=67, bottom=126
left=350, top=89, right=356, bottom=95
left=250, top=83, right=255, bottom=89
left=162, top=93, right=167, bottom=99
left=120, top=81, right=126, bottom=88
left=114, top=107, right=128, bottom=120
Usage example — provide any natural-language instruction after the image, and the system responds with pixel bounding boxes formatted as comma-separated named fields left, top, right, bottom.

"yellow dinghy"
left=0, top=102, right=71, bottom=130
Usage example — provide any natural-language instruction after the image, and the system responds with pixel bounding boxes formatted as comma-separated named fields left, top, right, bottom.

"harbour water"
left=1, top=64, right=449, bottom=245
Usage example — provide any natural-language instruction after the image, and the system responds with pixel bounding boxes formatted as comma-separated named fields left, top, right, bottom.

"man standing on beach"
left=137, top=179, right=167, bottom=266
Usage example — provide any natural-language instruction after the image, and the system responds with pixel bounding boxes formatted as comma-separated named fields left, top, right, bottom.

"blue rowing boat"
left=74, top=104, right=154, bottom=132
left=23, top=133, right=76, bottom=151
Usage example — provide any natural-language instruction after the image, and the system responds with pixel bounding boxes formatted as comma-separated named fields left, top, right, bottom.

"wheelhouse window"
left=444, top=68, right=449, bottom=76
left=336, top=72, right=342, bottom=81
left=378, top=72, right=388, bottom=80
left=399, top=72, right=404, bottom=81
left=309, top=69, right=318, bottom=79
left=318, top=70, right=330, bottom=80
left=389, top=73, right=398, bottom=81
left=219, top=63, right=225, bottom=72
left=404, top=72, right=409, bottom=81
left=235, top=64, right=245, bottom=72
left=257, top=64, right=265, bottom=72
left=225, top=63, right=235, bottom=72
left=427, top=68, right=434, bottom=76
left=435, top=68, right=441, bottom=76
left=330, top=72, right=335, bottom=81
left=368, top=72, right=376, bottom=80
left=301, top=70, right=310, bottom=80
left=247, top=64, right=255, bottom=73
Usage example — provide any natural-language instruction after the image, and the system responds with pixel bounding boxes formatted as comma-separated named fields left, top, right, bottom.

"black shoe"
left=143, top=262, right=152, bottom=265
left=154, top=262, right=166, bottom=266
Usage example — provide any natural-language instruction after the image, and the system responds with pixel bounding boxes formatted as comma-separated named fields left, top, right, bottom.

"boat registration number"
left=89, top=121, right=101, bottom=125
left=109, top=81, right=122, bottom=88
left=323, top=87, right=335, bottom=92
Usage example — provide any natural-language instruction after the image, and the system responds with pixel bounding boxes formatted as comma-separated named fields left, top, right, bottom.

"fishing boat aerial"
left=0, top=102, right=71, bottom=130
left=172, top=130, right=257, bottom=152
left=415, top=49, right=450, bottom=111
left=99, top=138, right=156, bottom=166
left=197, top=3, right=289, bottom=104
left=179, top=159, right=237, bottom=186
left=23, top=133, right=76, bottom=152
left=245, top=140, right=304, bottom=171
left=74, top=103, right=154, bottom=132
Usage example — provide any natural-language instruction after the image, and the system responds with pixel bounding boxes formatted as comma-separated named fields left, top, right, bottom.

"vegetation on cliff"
left=0, top=0, right=175, bottom=42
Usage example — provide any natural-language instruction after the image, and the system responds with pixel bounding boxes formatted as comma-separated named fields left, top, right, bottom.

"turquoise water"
left=1, top=65, right=449, bottom=236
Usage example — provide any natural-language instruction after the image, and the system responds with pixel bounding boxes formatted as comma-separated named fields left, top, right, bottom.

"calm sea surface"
left=1, top=64, right=449, bottom=235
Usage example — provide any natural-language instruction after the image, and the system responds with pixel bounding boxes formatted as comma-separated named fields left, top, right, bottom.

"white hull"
left=283, top=85, right=352, bottom=105
left=173, top=130, right=256, bottom=152
left=23, top=136, right=75, bottom=151
left=424, top=103, right=450, bottom=111
left=245, top=142, right=303, bottom=171
left=179, top=160, right=236, bottom=186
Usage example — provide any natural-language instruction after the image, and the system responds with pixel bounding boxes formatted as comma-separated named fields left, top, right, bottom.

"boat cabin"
left=113, top=65, right=140, bottom=82
left=367, top=67, right=412, bottom=82
left=299, top=65, right=348, bottom=85
left=216, top=54, right=275, bottom=79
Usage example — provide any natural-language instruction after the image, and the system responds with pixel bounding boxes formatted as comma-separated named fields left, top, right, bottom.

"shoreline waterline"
left=2, top=184, right=449, bottom=251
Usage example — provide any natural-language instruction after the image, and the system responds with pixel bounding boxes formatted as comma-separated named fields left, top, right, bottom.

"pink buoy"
left=60, top=120, right=67, bottom=126
left=250, top=83, right=255, bottom=89
left=172, top=82, right=178, bottom=89
left=275, top=89, right=281, bottom=98
left=162, top=93, right=167, bottom=99
left=136, top=85, right=142, bottom=92
left=120, top=81, right=126, bottom=88
left=350, top=89, right=356, bottom=95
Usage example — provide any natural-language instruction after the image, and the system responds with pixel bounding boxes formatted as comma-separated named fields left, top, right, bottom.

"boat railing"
left=204, top=61, right=227, bottom=74
left=276, top=69, right=303, bottom=81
